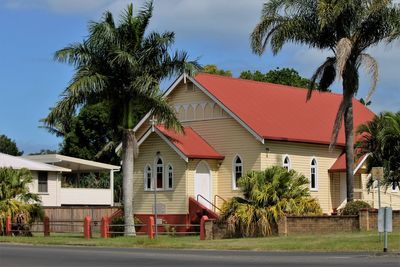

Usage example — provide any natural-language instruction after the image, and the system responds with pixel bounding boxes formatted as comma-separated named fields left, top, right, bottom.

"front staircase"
left=188, top=197, right=219, bottom=225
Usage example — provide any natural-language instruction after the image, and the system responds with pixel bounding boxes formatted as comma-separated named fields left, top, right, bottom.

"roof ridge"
left=195, top=72, right=345, bottom=98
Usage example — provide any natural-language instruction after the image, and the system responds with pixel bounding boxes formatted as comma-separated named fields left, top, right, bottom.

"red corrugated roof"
left=156, top=125, right=224, bottom=160
left=329, top=153, right=368, bottom=173
left=194, top=73, right=375, bottom=146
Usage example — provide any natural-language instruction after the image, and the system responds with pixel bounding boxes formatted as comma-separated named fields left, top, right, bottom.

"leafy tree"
left=0, top=168, right=43, bottom=234
left=203, top=64, right=232, bottom=77
left=356, top=111, right=400, bottom=190
left=0, top=135, right=23, bottom=156
left=251, top=0, right=400, bottom=202
left=220, top=166, right=321, bottom=237
left=43, top=2, right=198, bottom=236
left=59, top=103, right=121, bottom=165
left=240, top=67, right=314, bottom=89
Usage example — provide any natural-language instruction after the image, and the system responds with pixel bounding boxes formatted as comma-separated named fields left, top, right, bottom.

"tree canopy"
left=240, top=67, right=314, bottom=88
left=202, top=64, right=232, bottom=77
left=0, top=134, right=23, bottom=156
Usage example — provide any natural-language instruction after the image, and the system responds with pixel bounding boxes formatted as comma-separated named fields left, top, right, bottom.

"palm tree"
left=0, top=168, right=43, bottom=234
left=43, top=2, right=199, bottom=236
left=251, top=0, right=400, bottom=202
left=220, top=166, right=321, bottom=237
left=356, top=111, right=400, bottom=189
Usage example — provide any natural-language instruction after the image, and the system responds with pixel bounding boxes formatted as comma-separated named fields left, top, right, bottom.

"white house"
left=0, top=152, right=120, bottom=207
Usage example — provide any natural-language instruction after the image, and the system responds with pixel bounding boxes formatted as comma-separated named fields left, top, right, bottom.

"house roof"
left=0, top=152, right=70, bottom=172
left=23, top=154, right=120, bottom=172
left=139, top=125, right=224, bottom=162
left=329, top=153, right=369, bottom=173
left=193, top=73, right=375, bottom=146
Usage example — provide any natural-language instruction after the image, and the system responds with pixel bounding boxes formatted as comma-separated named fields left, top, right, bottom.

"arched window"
left=155, top=157, right=163, bottom=189
left=167, top=164, right=173, bottom=190
left=144, top=165, right=152, bottom=190
left=232, top=156, right=243, bottom=190
left=283, top=155, right=291, bottom=170
left=310, top=158, right=318, bottom=190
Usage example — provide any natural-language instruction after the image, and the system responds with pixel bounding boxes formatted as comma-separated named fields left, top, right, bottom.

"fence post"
left=84, top=216, right=92, bottom=239
left=5, top=216, right=12, bottom=236
left=148, top=216, right=154, bottom=239
left=101, top=217, right=109, bottom=238
left=44, top=216, right=50, bottom=237
left=200, top=215, right=209, bottom=240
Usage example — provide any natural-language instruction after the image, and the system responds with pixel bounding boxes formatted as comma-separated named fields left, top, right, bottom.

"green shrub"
left=340, top=200, right=371, bottom=215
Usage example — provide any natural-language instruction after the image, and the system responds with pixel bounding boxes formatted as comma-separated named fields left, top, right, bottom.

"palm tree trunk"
left=342, top=64, right=357, bottom=203
left=122, top=129, right=136, bottom=236
left=344, top=94, right=354, bottom=202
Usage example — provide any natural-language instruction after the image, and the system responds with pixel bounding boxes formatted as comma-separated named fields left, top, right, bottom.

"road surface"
left=0, top=244, right=399, bottom=267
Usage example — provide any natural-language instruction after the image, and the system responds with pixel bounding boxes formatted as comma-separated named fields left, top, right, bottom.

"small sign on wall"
left=371, top=167, right=384, bottom=181
left=153, top=203, right=166, bottom=214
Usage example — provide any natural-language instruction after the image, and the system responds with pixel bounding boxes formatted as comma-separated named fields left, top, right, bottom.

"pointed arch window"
left=167, top=164, right=173, bottom=190
left=232, top=156, right=243, bottom=190
left=310, top=158, right=318, bottom=191
left=144, top=165, right=152, bottom=190
left=283, top=155, right=291, bottom=170
left=155, top=157, right=163, bottom=189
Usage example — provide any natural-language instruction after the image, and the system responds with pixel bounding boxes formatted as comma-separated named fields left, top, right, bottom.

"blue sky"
left=0, top=0, right=399, bottom=154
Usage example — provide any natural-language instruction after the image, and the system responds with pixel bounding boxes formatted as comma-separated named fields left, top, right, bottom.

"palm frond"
left=358, top=53, right=379, bottom=103
left=336, top=38, right=353, bottom=79
left=329, top=99, right=346, bottom=150
left=308, top=57, right=336, bottom=100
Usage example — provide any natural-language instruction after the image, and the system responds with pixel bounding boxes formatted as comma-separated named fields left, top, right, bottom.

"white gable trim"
left=187, top=76, right=264, bottom=144
left=133, top=75, right=185, bottom=132
left=123, top=73, right=264, bottom=154
left=137, top=127, right=189, bottom=162
left=353, top=153, right=370, bottom=175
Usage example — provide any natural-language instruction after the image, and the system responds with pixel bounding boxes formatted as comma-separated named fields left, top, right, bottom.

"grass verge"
left=0, top=232, right=399, bottom=252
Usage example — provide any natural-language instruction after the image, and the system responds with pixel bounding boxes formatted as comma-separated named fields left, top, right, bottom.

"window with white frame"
left=155, top=157, right=164, bottom=189
left=38, top=171, right=48, bottom=193
left=144, top=165, right=152, bottom=190
left=310, top=158, right=318, bottom=190
left=283, top=155, right=291, bottom=170
left=233, top=156, right=243, bottom=190
left=167, top=164, right=173, bottom=190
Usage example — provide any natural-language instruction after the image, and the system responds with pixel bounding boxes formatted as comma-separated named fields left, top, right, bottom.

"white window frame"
left=38, top=171, right=48, bottom=193
left=166, top=164, right=174, bottom=190
left=232, top=155, right=243, bottom=190
left=154, top=156, right=164, bottom=190
left=282, top=155, right=291, bottom=170
left=310, top=157, right=318, bottom=191
left=144, top=164, right=153, bottom=191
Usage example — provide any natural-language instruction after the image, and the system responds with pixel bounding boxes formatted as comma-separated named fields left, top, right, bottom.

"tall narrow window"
left=38, top=171, right=48, bottom=193
left=310, top=158, right=318, bottom=190
left=167, top=164, right=173, bottom=190
left=156, top=157, right=163, bottom=189
left=144, top=165, right=152, bottom=190
left=283, top=155, right=291, bottom=170
left=233, top=156, right=243, bottom=190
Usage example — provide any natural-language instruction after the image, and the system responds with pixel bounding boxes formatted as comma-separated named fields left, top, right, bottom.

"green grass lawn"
left=1, top=231, right=399, bottom=252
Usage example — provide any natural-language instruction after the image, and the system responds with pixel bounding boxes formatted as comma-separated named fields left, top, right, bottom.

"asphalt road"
left=0, top=244, right=399, bottom=267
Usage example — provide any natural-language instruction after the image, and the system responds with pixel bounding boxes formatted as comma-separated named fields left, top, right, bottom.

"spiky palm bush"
left=220, top=166, right=322, bottom=237
left=356, top=111, right=400, bottom=189
left=0, top=168, right=43, bottom=234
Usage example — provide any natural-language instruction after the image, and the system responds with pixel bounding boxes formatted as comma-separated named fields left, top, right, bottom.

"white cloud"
left=2, top=0, right=122, bottom=14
